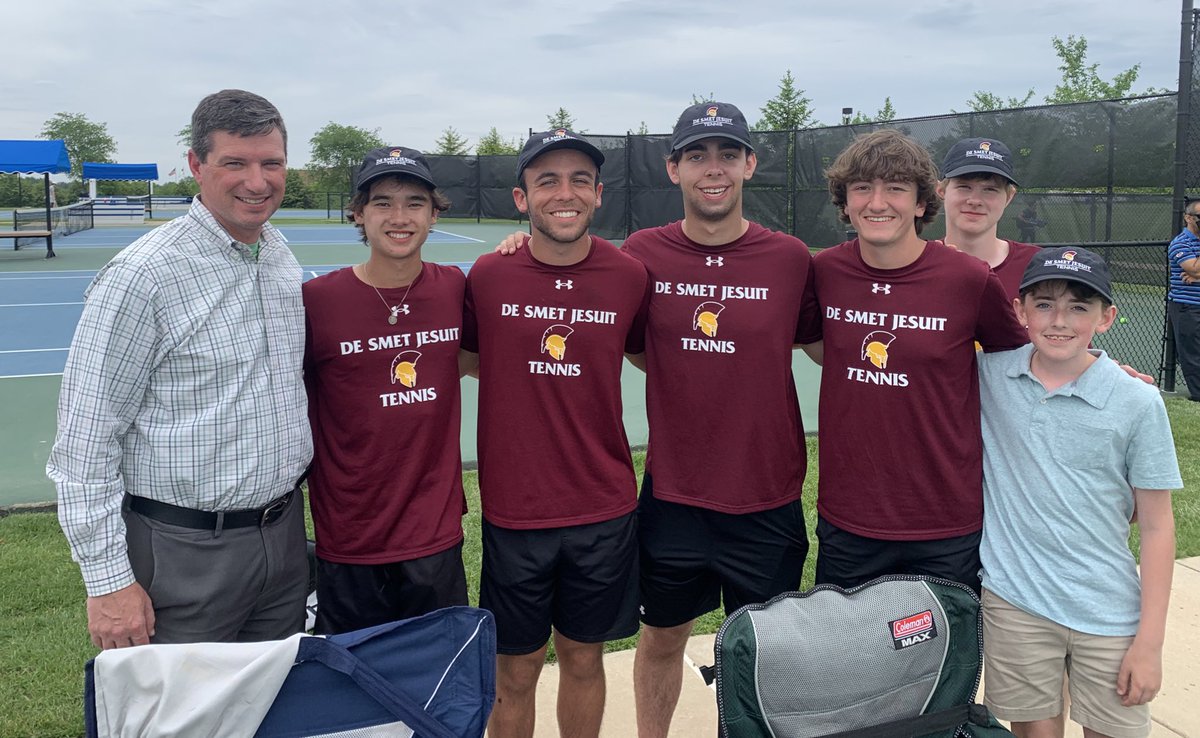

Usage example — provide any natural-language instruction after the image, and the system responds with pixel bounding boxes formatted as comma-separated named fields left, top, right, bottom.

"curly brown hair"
left=825, top=129, right=941, bottom=235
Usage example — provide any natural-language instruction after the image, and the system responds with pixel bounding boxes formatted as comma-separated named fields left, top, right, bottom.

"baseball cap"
left=1019, top=246, right=1114, bottom=303
left=671, top=102, right=754, bottom=152
left=353, top=146, right=436, bottom=192
left=940, top=137, right=1018, bottom=185
left=516, top=129, right=605, bottom=183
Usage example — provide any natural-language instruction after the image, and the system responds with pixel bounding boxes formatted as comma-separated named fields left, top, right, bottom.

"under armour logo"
left=390, top=304, right=411, bottom=317
left=871, top=283, right=892, bottom=294
left=706, top=256, right=724, bottom=267
left=556, top=280, right=574, bottom=290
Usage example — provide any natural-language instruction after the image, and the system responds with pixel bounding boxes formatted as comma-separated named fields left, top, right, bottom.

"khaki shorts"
left=982, top=589, right=1151, bottom=738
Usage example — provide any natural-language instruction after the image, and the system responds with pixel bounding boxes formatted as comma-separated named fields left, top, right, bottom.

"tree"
left=962, top=89, right=1037, bottom=112
left=433, top=126, right=470, bottom=156
left=755, top=70, right=815, bottom=131
left=307, top=122, right=384, bottom=194
left=281, top=169, right=317, bottom=209
left=545, top=108, right=579, bottom=131
left=632, top=121, right=651, bottom=135
left=847, top=98, right=897, bottom=125
left=691, top=92, right=717, bottom=105
left=39, top=112, right=117, bottom=180
left=177, top=124, right=192, bottom=148
left=475, top=127, right=521, bottom=156
left=1044, top=34, right=1141, bottom=104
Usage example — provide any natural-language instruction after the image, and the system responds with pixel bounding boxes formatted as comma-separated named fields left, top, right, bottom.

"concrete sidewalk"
left=527, top=558, right=1200, bottom=737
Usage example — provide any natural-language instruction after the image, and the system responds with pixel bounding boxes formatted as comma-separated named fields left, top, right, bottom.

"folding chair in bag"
left=85, top=605, right=495, bottom=738
left=703, top=575, right=1014, bottom=738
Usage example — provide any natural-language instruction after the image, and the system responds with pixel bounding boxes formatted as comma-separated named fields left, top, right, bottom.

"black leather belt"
left=127, top=488, right=296, bottom=530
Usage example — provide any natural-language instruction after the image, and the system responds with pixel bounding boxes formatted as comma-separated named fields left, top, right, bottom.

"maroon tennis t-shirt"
left=463, top=236, right=650, bottom=529
left=810, top=239, right=1028, bottom=540
left=303, top=263, right=466, bottom=564
left=993, top=241, right=1041, bottom=300
left=621, top=221, right=821, bottom=514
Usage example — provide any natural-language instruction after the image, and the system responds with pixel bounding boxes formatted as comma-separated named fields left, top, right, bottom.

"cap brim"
left=1019, top=274, right=1114, bottom=303
left=942, top=163, right=1018, bottom=186
left=518, top=139, right=605, bottom=178
left=356, top=168, right=437, bottom=192
left=672, top=131, right=754, bottom=152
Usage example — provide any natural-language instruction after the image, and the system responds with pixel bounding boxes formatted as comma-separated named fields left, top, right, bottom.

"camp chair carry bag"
left=85, top=605, right=495, bottom=738
left=709, top=575, right=1013, bottom=738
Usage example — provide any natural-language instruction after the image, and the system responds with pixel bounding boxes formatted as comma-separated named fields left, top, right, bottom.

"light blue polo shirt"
left=978, top=344, right=1182, bottom=636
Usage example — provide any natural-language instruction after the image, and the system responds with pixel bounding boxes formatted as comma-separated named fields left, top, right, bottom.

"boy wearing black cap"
left=626, top=102, right=818, bottom=738
left=302, top=147, right=469, bottom=634
left=978, top=246, right=1180, bottom=738
left=937, top=137, right=1040, bottom=298
left=461, top=130, right=650, bottom=738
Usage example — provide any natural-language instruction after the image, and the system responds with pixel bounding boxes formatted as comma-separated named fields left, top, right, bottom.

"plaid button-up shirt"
left=48, top=198, right=312, bottom=596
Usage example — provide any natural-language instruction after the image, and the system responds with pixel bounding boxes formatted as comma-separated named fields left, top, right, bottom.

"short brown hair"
left=346, top=174, right=451, bottom=245
left=825, top=129, right=941, bottom=234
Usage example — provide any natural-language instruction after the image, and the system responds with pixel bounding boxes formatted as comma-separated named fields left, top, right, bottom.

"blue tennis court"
left=33, top=224, right=485, bottom=251
left=0, top=262, right=475, bottom=378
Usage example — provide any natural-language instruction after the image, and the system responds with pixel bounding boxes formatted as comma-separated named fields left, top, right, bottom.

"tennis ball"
left=1119, top=317, right=1128, bottom=324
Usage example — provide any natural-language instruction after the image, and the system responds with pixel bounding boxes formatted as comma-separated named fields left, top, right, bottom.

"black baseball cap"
left=1020, top=246, right=1114, bottom=303
left=941, top=137, right=1018, bottom=185
left=353, top=146, right=437, bottom=192
left=671, top=102, right=754, bottom=152
left=516, top=129, right=605, bottom=183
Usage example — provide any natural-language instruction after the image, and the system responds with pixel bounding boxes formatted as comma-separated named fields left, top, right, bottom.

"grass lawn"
left=3, top=397, right=1198, bottom=736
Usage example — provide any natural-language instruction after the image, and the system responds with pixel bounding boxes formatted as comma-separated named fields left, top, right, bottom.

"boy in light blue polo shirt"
left=977, top=246, right=1181, bottom=738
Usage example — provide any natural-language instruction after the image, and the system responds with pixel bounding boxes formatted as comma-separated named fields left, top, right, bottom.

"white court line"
left=0, top=372, right=62, bottom=379
left=431, top=229, right=486, bottom=244
left=0, top=348, right=68, bottom=354
left=0, top=271, right=97, bottom=279
left=0, top=302, right=83, bottom=308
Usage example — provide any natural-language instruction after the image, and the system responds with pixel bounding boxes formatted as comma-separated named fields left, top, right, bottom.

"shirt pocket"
left=1047, top=423, right=1113, bottom=469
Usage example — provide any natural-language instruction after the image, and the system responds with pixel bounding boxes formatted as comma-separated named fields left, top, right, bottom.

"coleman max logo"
left=890, top=610, right=937, bottom=650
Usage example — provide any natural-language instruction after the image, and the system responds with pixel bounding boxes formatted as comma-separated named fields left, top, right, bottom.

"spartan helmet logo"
left=540, top=324, right=574, bottom=361
left=861, top=331, right=897, bottom=369
left=389, top=149, right=403, bottom=157
left=979, top=141, right=992, bottom=152
left=1062, top=250, right=1077, bottom=261
left=390, top=350, right=422, bottom=388
left=706, top=105, right=718, bottom=117
left=555, top=129, right=567, bottom=138
left=692, top=301, right=726, bottom=338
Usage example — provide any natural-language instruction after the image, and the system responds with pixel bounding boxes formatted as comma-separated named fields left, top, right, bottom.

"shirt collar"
left=187, top=197, right=288, bottom=257
left=1005, top=343, right=1118, bottom=409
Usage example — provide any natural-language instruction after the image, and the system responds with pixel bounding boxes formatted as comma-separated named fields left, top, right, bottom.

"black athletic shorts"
left=637, top=471, right=809, bottom=628
left=479, top=512, right=639, bottom=655
left=814, top=516, right=982, bottom=594
left=314, top=542, right=468, bottom=635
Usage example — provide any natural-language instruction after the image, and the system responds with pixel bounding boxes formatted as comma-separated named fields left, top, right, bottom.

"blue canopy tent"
left=83, top=162, right=160, bottom=218
left=0, top=139, right=71, bottom=258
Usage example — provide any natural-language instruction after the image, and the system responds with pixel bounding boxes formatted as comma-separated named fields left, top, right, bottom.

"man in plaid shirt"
left=48, top=90, right=312, bottom=649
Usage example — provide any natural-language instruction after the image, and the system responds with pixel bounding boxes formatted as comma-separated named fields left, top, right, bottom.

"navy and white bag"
left=85, top=606, right=495, bottom=738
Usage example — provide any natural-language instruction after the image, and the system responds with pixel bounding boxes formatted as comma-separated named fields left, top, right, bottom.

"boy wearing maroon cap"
left=302, top=147, right=468, bottom=635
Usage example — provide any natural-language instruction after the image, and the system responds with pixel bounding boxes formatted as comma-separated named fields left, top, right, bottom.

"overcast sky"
left=1, top=0, right=1188, bottom=181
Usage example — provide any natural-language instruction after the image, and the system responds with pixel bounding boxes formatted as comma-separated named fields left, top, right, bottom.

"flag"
left=168, top=168, right=177, bottom=176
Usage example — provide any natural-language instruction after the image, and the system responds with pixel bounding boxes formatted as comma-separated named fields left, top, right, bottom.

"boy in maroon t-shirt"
left=303, top=148, right=469, bottom=635
left=806, top=129, right=1028, bottom=593
left=937, top=136, right=1039, bottom=298
left=461, top=130, right=650, bottom=738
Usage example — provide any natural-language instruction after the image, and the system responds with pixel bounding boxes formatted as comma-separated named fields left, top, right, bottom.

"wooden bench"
left=0, top=229, right=55, bottom=258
